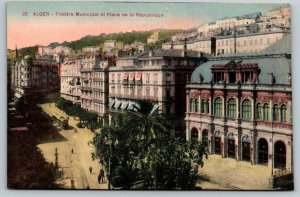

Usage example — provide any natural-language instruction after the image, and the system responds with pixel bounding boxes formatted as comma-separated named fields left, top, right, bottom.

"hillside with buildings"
left=163, top=7, right=290, bottom=55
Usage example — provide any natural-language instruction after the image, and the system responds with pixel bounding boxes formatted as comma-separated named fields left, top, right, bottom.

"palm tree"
left=123, top=100, right=170, bottom=141
left=122, top=100, right=171, bottom=189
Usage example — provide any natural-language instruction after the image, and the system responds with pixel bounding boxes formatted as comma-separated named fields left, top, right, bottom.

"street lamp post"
left=107, top=136, right=112, bottom=190
left=55, top=147, right=58, bottom=169
left=108, top=150, right=111, bottom=190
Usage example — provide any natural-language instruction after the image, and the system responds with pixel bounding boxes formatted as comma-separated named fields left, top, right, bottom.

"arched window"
left=191, top=128, right=198, bottom=141
left=242, top=99, right=252, bottom=120
left=205, top=100, right=209, bottom=114
left=280, top=104, right=287, bottom=122
left=201, top=99, right=205, bottom=113
left=227, top=98, right=236, bottom=118
left=195, top=99, right=198, bottom=113
left=273, top=104, right=280, bottom=121
left=263, top=103, right=269, bottom=121
left=274, top=141, right=286, bottom=168
left=214, top=97, right=222, bottom=117
left=190, top=99, right=194, bottom=112
left=257, top=103, right=263, bottom=120
left=201, top=99, right=209, bottom=114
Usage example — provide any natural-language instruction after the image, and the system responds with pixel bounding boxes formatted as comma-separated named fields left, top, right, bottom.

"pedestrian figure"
left=89, top=166, right=92, bottom=173
left=100, top=169, right=105, bottom=183
left=98, top=173, right=101, bottom=184
left=71, top=148, right=74, bottom=154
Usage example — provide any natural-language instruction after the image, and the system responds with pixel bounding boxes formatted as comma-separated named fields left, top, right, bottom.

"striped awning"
left=123, top=72, right=129, bottom=80
left=135, top=72, right=143, bottom=80
left=109, top=99, right=115, bottom=108
left=121, top=102, right=129, bottom=110
left=127, top=103, right=134, bottom=110
left=114, top=101, right=122, bottom=109
left=127, top=102, right=138, bottom=111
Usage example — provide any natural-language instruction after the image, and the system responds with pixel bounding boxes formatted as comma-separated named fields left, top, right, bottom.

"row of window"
left=190, top=98, right=288, bottom=122
left=217, top=37, right=274, bottom=47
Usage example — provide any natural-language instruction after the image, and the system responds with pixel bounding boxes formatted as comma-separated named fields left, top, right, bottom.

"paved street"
left=197, top=155, right=272, bottom=190
left=37, top=103, right=273, bottom=190
left=37, top=103, right=107, bottom=189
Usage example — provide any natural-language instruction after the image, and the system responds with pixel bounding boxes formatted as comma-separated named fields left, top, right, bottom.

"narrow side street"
left=37, top=103, right=107, bottom=189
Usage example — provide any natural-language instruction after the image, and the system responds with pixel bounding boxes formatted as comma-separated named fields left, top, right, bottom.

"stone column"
left=287, top=100, right=292, bottom=123
left=286, top=138, right=292, bottom=172
left=186, top=126, right=191, bottom=141
left=268, top=136, right=274, bottom=168
left=186, top=90, right=190, bottom=113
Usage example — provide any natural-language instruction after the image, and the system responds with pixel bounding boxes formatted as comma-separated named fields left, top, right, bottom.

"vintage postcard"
left=7, top=1, right=293, bottom=190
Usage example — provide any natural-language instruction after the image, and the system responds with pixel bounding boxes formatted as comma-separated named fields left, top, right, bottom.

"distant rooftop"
left=190, top=35, right=291, bottom=85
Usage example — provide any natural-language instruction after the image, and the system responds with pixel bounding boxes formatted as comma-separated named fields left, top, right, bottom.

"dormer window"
left=211, top=60, right=260, bottom=84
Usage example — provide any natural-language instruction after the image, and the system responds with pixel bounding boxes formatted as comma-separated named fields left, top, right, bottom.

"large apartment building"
left=108, top=47, right=209, bottom=136
left=60, top=56, right=82, bottom=104
left=12, top=55, right=59, bottom=103
left=60, top=52, right=112, bottom=126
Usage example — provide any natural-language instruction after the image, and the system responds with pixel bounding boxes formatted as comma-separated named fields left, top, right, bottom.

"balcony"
left=257, top=120, right=272, bottom=127
left=186, top=112, right=211, bottom=121
left=273, top=121, right=292, bottom=130
left=81, top=86, right=92, bottom=91
left=92, top=87, right=102, bottom=91
left=81, top=95, right=92, bottom=100
left=93, top=98, right=102, bottom=103
left=80, top=68, right=93, bottom=72
left=109, top=93, right=159, bottom=101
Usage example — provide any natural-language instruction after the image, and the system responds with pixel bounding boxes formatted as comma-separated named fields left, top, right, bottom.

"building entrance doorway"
left=227, top=133, right=235, bottom=158
left=242, top=142, right=251, bottom=161
left=258, top=138, right=268, bottom=165
left=242, top=135, right=251, bottom=161
left=215, top=137, right=222, bottom=154
left=274, top=141, right=286, bottom=169
left=191, top=128, right=198, bottom=141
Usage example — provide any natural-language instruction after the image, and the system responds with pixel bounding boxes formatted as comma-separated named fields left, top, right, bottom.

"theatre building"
left=185, top=36, right=292, bottom=171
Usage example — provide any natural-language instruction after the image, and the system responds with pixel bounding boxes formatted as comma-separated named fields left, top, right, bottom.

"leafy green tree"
left=93, top=100, right=206, bottom=190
